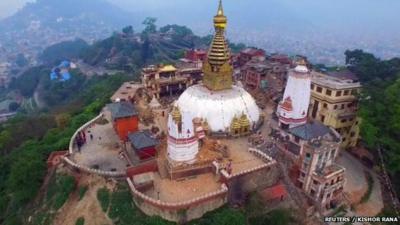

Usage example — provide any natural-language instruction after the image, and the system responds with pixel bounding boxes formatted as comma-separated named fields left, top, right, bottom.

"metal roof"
left=107, top=101, right=137, bottom=120
left=128, top=130, right=159, bottom=150
left=288, top=121, right=331, bottom=141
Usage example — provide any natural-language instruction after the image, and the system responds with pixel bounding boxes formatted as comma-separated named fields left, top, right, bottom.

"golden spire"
left=214, top=0, right=227, bottom=30
left=297, top=58, right=308, bottom=66
left=203, top=0, right=233, bottom=91
left=217, top=0, right=224, bottom=16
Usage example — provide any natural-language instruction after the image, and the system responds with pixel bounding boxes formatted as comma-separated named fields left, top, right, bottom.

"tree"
left=55, top=113, right=71, bottom=129
left=8, top=102, right=20, bottom=112
left=345, top=49, right=400, bottom=82
left=15, top=53, right=29, bottom=67
left=122, top=26, right=134, bottom=36
left=142, top=17, right=157, bottom=34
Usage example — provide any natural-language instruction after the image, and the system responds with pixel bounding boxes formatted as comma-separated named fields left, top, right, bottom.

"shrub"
left=78, top=186, right=88, bottom=201
left=97, top=187, right=110, bottom=213
left=75, top=217, right=85, bottom=225
left=53, top=175, right=76, bottom=209
left=359, top=171, right=374, bottom=204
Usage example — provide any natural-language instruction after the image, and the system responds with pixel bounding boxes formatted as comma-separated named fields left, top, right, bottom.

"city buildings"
left=309, top=70, right=361, bottom=149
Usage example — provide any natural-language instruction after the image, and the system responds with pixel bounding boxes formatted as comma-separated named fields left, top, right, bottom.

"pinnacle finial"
left=217, top=0, right=224, bottom=16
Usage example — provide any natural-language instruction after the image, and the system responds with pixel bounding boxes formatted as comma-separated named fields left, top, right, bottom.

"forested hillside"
left=345, top=50, right=400, bottom=196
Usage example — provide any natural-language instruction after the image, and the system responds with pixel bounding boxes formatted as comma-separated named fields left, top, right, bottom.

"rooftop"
left=288, top=121, right=331, bottom=141
left=315, top=163, right=345, bottom=178
left=128, top=130, right=159, bottom=150
left=312, top=71, right=361, bottom=90
left=110, top=81, right=142, bottom=102
left=241, top=48, right=265, bottom=56
left=107, top=101, right=138, bottom=120
left=327, top=70, right=359, bottom=82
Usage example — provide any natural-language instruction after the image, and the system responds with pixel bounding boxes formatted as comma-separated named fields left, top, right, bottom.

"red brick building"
left=108, top=101, right=139, bottom=141
left=238, top=48, right=266, bottom=67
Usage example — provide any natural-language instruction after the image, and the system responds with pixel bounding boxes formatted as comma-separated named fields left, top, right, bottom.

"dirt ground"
left=337, top=151, right=384, bottom=217
left=73, top=111, right=129, bottom=172
left=52, top=174, right=115, bottom=225
left=147, top=173, right=222, bottom=202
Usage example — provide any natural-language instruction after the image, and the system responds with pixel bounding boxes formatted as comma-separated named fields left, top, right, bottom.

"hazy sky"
left=1, top=0, right=400, bottom=36
left=0, top=0, right=33, bottom=19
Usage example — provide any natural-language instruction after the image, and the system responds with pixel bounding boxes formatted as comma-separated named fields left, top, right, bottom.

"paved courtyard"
left=72, top=114, right=130, bottom=172
left=222, top=138, right=267, bottom=174
left=145, top=173, right=222, bottom=202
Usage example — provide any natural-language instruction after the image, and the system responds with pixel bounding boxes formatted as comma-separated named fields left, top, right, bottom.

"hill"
left=0, top=0, right=136, bottom=33
left=81, top=22, right=210, bottom=72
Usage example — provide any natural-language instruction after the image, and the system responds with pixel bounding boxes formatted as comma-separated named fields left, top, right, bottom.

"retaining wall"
left=127, top=178, right=228, bottom=222
left=62, top=156, right=126, bottom=178
left=69, top=113, right=104, bottom=154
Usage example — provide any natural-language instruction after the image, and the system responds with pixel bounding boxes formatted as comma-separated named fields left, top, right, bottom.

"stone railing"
left=220, top=148, right=277, bottom=180
left=69, top=113, right=104, bottom=154
left=127, top=177, right=228, bottom=210
left=248, top=147, right=275, bottom=162
left=62, top=156, right=126, bottom=178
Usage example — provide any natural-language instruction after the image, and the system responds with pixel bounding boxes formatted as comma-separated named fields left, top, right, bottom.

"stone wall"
left=127, top=178, right=228, bottom=222
left=62, top=156, right=126, bottom=178
left=69, top=113, right=104, bottom=154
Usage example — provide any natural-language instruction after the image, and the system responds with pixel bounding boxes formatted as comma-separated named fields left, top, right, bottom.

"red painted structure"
left=113, top=116, right=139, bottom=141
left=47, top=151, right=68, bottom=168
left=128, top=131, right=160, bottom=161
left=108, top=101, right=139, bottom=142
left=136, top=146, right=156, bottom=160
left=126, top=160, right=158, bottom=178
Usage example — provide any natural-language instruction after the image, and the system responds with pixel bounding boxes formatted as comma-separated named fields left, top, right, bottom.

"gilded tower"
left=203, top=0, right=233, bottom=91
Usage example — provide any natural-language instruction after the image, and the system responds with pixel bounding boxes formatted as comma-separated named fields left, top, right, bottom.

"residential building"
left=309, top=71, right=361, bottom=148
left=237, top=48, right=266, bottom=67
left=276, top=121, right=345, bottom=211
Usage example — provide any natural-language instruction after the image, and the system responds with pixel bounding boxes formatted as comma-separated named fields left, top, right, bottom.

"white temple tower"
left=277, top=61, right=311, bottom=129
left=167, top=106, right=200, bottom=162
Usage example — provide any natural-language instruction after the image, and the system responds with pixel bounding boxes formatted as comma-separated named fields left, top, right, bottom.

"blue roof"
left=50, top=61, right=72, bottom=81
left=59, top=60, right=71, bottom=68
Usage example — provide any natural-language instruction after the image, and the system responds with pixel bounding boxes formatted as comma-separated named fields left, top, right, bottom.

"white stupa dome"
left=175, top=84, right=260, bottom=133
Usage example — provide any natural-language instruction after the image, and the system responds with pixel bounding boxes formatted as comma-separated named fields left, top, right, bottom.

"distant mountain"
left=0, top=0, right=137, bottom=33
left=81, top=24, right=207, bottom=72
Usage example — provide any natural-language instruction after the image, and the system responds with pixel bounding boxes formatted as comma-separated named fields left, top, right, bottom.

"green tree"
left=15, top=53, right=29, bottom=67
left=8, top=102, right=20, bottom=112
left=122, top=26, right=134, bottom=35
left=142, top=17, right=157, bottom=34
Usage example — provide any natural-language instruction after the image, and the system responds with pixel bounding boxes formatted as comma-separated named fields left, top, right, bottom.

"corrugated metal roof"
left=107, top=101, right=137, bottom=120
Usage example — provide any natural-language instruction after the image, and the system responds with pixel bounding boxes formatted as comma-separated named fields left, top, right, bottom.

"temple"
left=60, top=0, right=363, bottom=223
left=202, top=0, right=233, bottom=91
left=277, top=59, right=311, bottom=129
left=168, top=0, right=261, bottom=162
